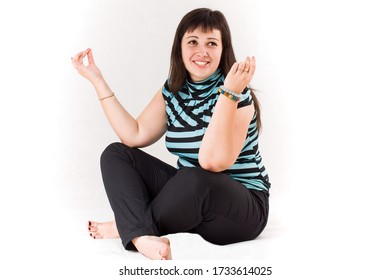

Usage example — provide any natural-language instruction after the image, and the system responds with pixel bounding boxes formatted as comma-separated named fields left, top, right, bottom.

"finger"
left=71, top=50, right=87, bottom=67
left=244, top=57, right=250, bottom=72
left=87, top=48, right=95, bottom=65
left=72, top=51, right=83, bottom=61
left=71, top=57, right=79, bottom=69
left=71, top=57, right=86, bottom=71
left=76, top=49, right=89, bottom=64
left=72, top=52, right=83, bottom=64
left=248, top=56, right=256, bottom=75
left=237, top=61, right=245, bottom=73
left=79, top=49, right=89, bottom=64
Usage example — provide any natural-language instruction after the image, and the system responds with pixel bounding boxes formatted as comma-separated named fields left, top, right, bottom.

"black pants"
left=100, top=142, right=269, bottom=250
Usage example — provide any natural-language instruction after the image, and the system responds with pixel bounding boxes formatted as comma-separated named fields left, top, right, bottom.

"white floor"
left=50, top=205, right=291, bottom=279
left=2, top=193, right=388, bottom=280
left=66, top=207, right=282, bottom=261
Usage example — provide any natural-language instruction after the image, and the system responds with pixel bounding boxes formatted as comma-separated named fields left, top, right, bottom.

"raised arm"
left=71, top=48, right=167, bottom=147
left=199, top=56, right=256, bottom=172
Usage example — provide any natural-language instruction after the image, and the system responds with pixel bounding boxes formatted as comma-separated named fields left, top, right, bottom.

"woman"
left=71, top=8, right=270, bottom=260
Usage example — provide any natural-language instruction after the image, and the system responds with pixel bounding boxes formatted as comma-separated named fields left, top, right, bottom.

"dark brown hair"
left=168, top=8, right=262, bottom=130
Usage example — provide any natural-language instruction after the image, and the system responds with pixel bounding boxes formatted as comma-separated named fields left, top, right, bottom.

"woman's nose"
left=196, top=46, right=209, bottom=57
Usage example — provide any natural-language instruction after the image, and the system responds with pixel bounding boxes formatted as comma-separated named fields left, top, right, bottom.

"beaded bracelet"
left=218, top=86, right=241, bottom=101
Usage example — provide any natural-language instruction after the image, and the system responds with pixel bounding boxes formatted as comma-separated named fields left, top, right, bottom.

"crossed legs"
left=88, top=143, right=268, bottom=260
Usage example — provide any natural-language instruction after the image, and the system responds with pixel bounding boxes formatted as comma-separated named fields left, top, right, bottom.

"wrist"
left=92, top=77, right=115, bottom=101
left=222, top=83, right=243, bottom=95
left=91, top=75, right=105, bottom=88
left=219, top=86, right=242, bottom=101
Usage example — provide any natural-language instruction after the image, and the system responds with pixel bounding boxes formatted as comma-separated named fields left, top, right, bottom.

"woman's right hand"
left=71, top=48, right=103, bottom=85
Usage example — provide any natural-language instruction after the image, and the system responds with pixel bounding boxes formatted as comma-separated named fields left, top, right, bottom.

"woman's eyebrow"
left=185, top=35, right=220, bottom=41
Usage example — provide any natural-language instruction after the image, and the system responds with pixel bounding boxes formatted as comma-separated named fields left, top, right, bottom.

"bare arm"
left=199, top=56, right=256, bottom=172
left=71, top=48, right=167, bottom=147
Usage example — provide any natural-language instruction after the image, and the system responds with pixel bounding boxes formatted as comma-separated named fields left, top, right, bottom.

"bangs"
left=180, top=9, right=225, bottom=36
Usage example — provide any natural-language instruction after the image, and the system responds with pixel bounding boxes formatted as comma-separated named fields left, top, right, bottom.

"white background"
left=1, top=0, right=389, bottom=279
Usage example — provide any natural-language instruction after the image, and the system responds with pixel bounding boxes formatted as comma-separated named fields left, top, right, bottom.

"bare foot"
left=88, top=220, right=119, bottom=239
left=132, top=236, right=172, bottom=260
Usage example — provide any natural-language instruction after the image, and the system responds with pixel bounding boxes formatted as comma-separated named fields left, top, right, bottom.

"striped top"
left=162, top=69, right=270, bottom=193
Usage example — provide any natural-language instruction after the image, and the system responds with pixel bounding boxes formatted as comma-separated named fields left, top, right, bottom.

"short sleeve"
left=162, top=80, right=172, bottom=102
left=237, top=87, right=253, bottom=109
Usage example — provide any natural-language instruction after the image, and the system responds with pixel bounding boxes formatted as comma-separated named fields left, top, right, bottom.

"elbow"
left=198, top=156, right=233, bottom=172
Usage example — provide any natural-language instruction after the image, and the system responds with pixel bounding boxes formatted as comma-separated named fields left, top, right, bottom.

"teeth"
left=194, top=61, right=208, bottom=66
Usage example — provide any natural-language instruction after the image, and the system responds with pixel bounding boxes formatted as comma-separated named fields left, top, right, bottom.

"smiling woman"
left=71, top=7, right=270, bottom=260
left=181, top=29, right=223, bottom=82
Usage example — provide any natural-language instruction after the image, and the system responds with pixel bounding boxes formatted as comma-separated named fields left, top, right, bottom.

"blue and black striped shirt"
left=162, top=69, right=270, bottom=193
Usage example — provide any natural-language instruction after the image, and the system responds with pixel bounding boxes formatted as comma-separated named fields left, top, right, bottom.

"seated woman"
left=71, top=7, right=270, bottom=260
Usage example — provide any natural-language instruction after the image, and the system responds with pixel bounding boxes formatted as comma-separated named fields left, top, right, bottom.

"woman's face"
left=181, top=28, right=223, bottom=82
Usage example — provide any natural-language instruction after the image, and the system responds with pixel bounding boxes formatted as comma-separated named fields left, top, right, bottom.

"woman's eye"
left=188, top=40, right=197, bottom=45
left=208, top=42, right=217, bottom=46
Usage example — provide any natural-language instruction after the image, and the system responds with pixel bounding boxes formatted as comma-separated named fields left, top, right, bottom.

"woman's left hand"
left=223, top=56, right=256, bottom=94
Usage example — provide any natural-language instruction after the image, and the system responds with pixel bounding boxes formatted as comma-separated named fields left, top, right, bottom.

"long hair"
left=168, top=8, right=262, bottom=131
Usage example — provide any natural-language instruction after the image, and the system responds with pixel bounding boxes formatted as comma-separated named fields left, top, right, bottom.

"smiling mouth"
left=193, top=61, right=209, bottom=66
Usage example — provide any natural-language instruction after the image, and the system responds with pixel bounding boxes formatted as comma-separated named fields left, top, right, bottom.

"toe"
left=159, top=244, right=170, bottom=260
left=161, top=237, right=170, bottom=246
left=88, top=227, right=98, bottom=233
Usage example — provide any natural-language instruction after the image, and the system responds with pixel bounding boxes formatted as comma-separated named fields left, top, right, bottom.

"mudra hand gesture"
left=71, top=48, right=103, bottom=85
left=224, top=56, right=256, bottom=94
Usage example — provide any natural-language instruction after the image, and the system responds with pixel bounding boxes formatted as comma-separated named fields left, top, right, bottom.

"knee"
left=152, top=168, right=213, bottom=231
left=100, top=142, right=131, bottom=166
left=176, top=167, right=213, bottom=194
